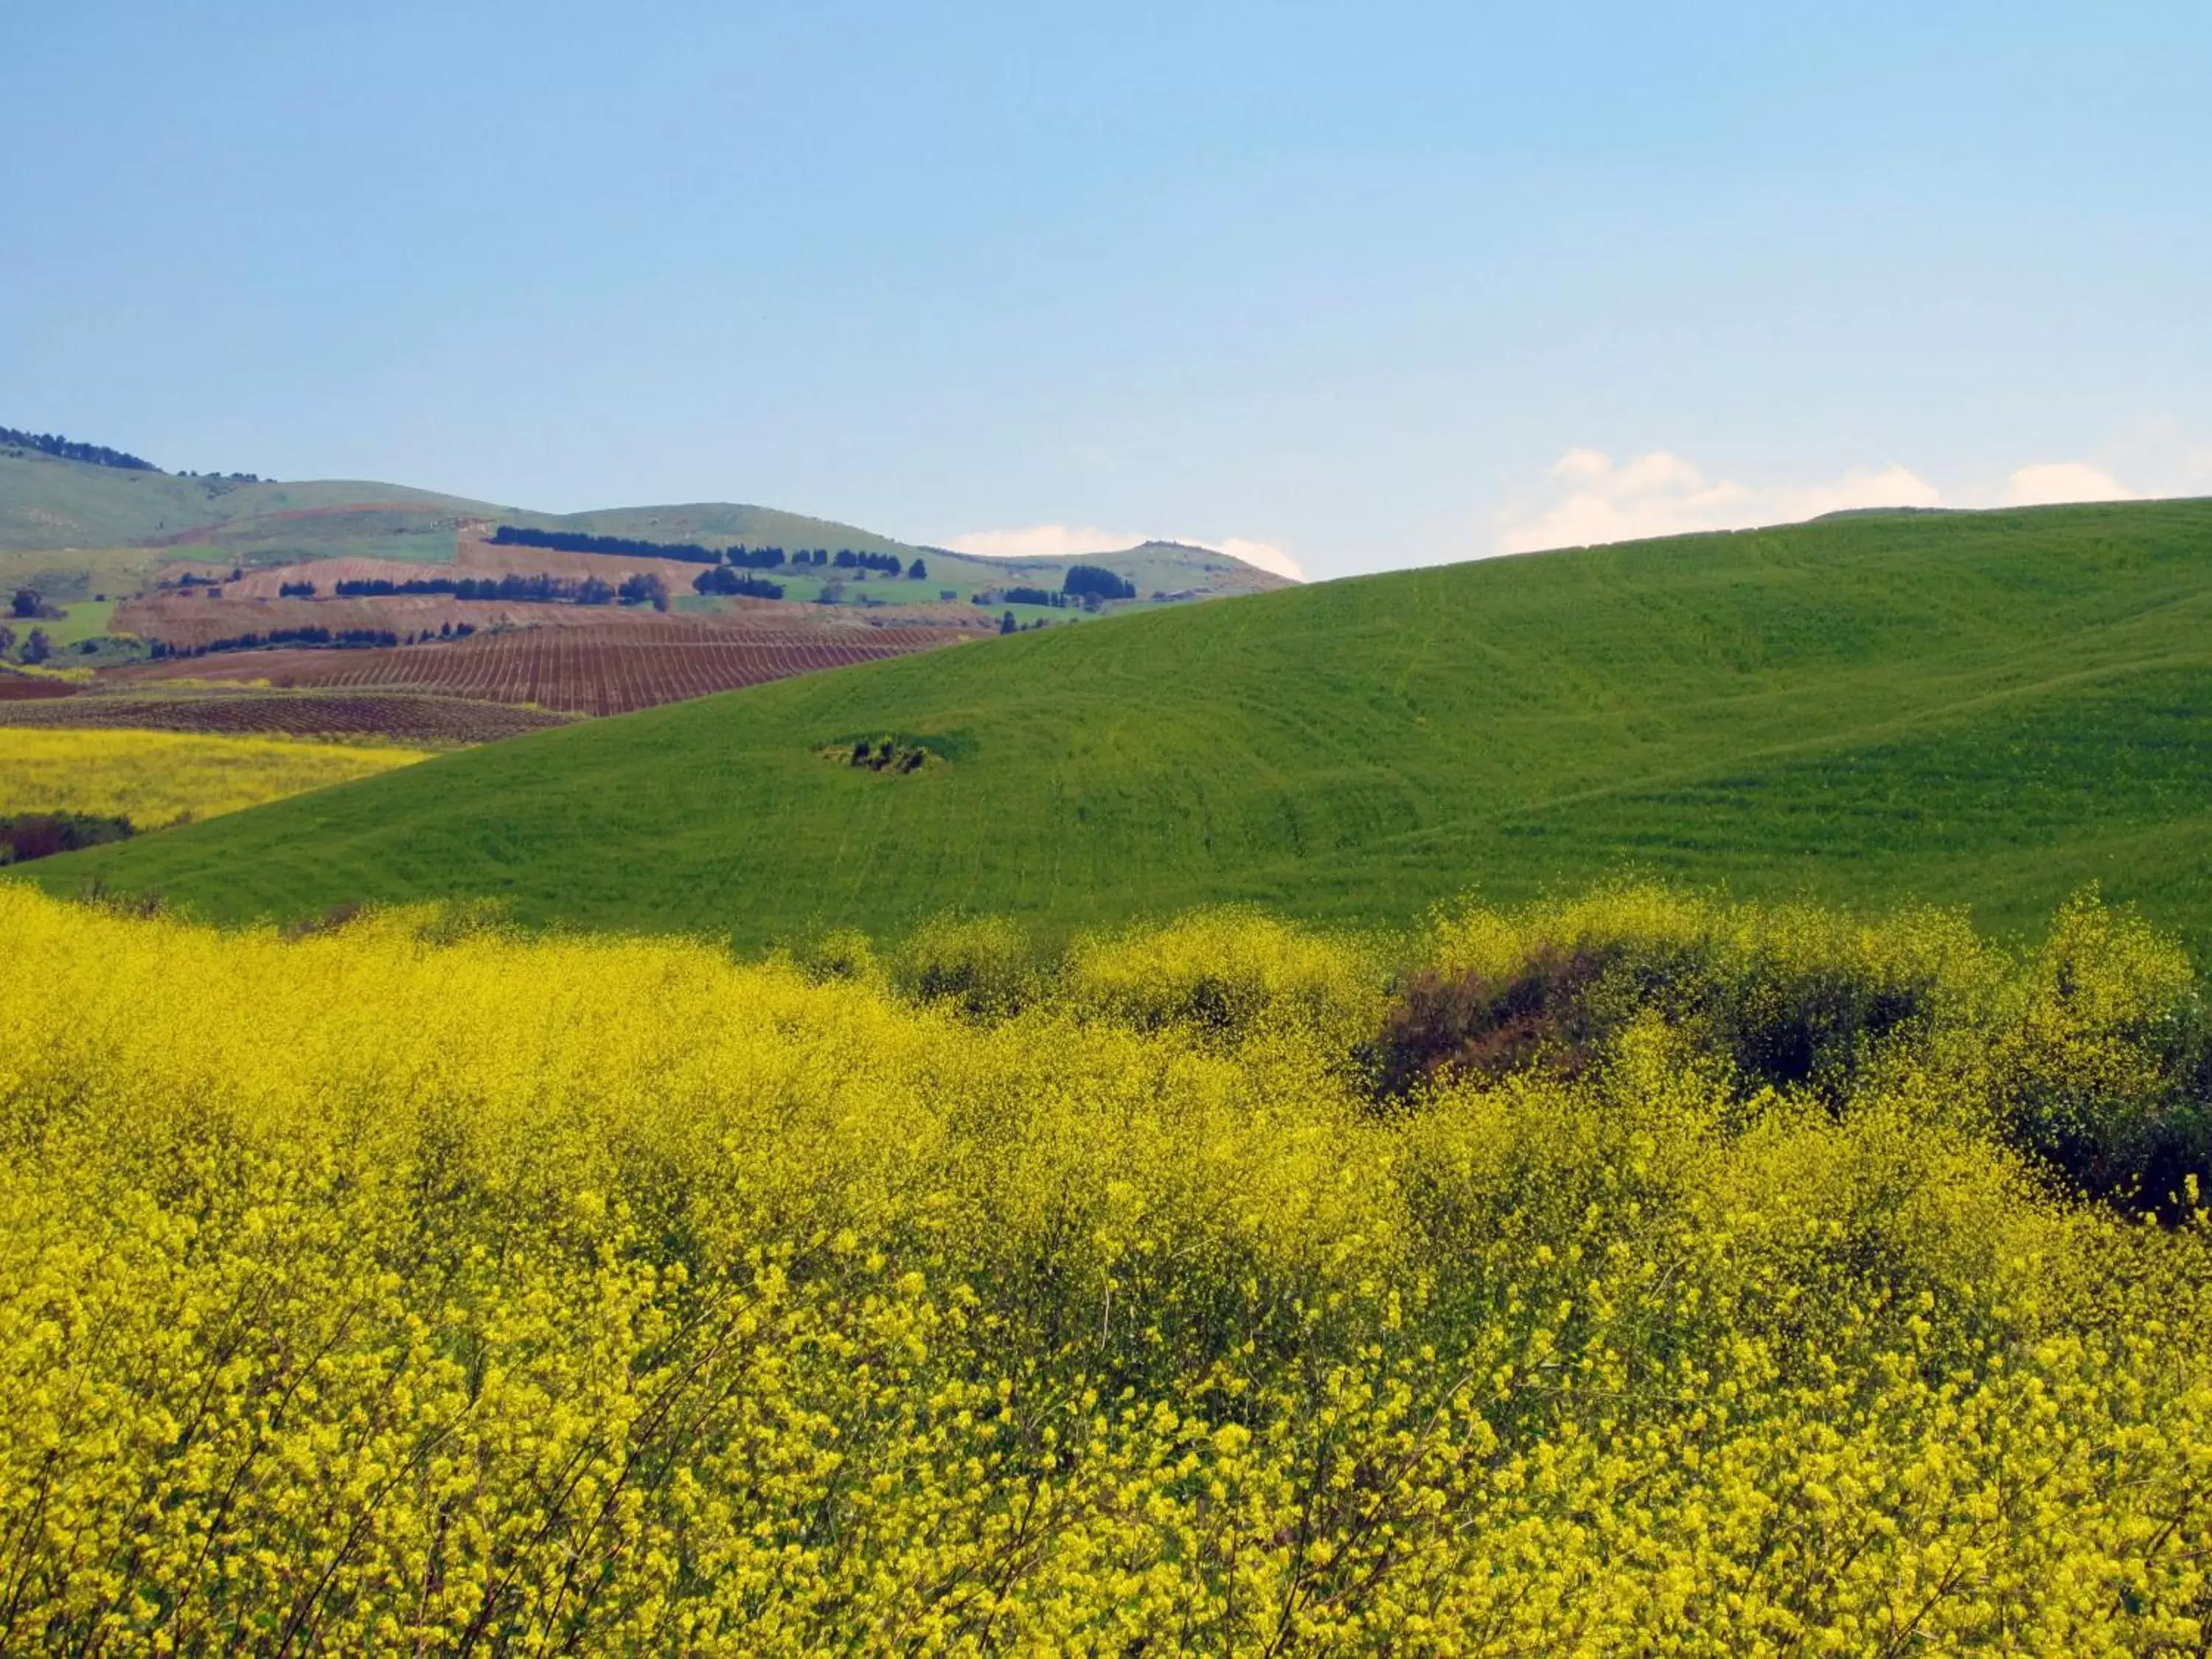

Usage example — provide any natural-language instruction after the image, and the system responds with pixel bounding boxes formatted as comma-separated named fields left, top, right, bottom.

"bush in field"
left=1389, top=886, right=1991, bottom=1105
left=0, top=811, right=133, bottom=864
left=10, top=886, right=2212, bottom=1649
left=888, top=911, right=1037, bottom=1016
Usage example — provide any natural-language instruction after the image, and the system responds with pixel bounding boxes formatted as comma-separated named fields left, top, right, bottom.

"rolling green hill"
left=32, top=498, right=2212, bottom=948
left=0, top=445, right=497, bottom=554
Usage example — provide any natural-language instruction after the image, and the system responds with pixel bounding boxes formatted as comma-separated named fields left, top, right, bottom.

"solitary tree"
left=20, top=628, right=51, bottom=664
left=907, top=557, right=928, bottom=580
left=999, top=611, right=1017, bottom=635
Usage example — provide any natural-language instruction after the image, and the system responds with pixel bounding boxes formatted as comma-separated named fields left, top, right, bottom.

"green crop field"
left=27, top=596, right=115, bottom=649
left=32, top=498, right=2212, bottom=949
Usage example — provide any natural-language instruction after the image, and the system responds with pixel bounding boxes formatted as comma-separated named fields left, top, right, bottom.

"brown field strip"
left=105, top=619, right=967, bottom=716
left=0, top=689, right=570, bottom=745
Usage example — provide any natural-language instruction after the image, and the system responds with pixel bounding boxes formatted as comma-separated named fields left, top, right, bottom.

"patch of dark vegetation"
left=338, top=573, right=611, bottom=604
left=1, top=813, right=134, bottom=866
left=821, top=728, right=973, bottom=764
left=331, top=571, right=668, bottom=609
left=826, top=734, right=936, bottom=774
left=492, top=525, right=719, bottom=564
left=1369, top=936, right=1938, bottom=1107
left=691, top=568, right=785, bottom=600
left=151, top=627, right=404, bottom=658
left=975, top=585, right=1069, bottom=610
left=0, top=425, right=159, bottom=472
left=831, top=549, right=907, bottom=575
left=1368, top=946, right=1617, bottom=1096
left=10, top=589, right=63, bottom=622
left=1353, top=894, right=2212, bottom=1215
left=1062, top=563, right=1138, bottom=600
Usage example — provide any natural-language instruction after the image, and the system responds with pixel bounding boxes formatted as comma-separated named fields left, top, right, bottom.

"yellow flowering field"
left=4, top=883, right=2212, bottom=1651
left=0, top=726, right=431, bottom=828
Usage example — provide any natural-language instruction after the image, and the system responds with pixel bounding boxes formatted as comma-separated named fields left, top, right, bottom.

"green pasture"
left=38, top=498, right=2212, bottom=950
left=34, top=597, right=115, bottom=648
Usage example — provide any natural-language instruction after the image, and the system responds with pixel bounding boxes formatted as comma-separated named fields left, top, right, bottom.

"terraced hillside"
left=33, top=499, right=2212, bottom=947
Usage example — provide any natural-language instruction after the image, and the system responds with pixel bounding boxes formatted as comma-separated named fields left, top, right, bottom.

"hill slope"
left=0, top=444, right=1287, bottom=604
left=33, top=498, right=2212, bottom=947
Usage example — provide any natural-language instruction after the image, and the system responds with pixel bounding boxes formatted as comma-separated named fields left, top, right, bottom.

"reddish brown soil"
left=105, top=620, right=966, bottom=717
left=0, top=689, right=568, bottom=745
left=0, top=675, right=77, bottom=701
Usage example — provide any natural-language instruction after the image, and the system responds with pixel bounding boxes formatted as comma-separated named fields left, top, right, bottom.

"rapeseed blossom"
left=0, top=727, right=429, bottom=827
left=1, top=884, right=2210, bottom=1651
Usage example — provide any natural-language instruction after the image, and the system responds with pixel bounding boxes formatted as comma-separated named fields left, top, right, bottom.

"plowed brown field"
left=0, top=689, right=568, bottom=745
left=109, top=621, right=966, bottom=716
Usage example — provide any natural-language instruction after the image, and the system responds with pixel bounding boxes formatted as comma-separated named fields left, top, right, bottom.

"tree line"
left=489, top=525, right=926, bottom=580
left=334, top=572, right=668, bottom=609
left=150, top=625, right=408, bottom=659
left=490, top=526, right=722, bottom=565
left=971, top=566, right=1138, bottom=612
left=0, top=426, right=158, bottom=472
left=691, top=569, right=787, bottom=599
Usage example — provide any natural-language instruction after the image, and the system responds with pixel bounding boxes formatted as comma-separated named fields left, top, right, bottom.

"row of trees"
left=489, top=526, right=720, bottom=565
left=150, top=626, right=406, bottom=660
left=0, top=426, right=157, bottom=472
left=487, top=526, right=926, bottom=578
left=692, top=568, right=786, bottom=599
left=150, top=620, right=481, bottom=659
left=333, top=572, right=669, bottom=610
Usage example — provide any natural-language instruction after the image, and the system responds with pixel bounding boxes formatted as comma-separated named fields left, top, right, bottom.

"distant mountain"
left=0, top=442, right=1282, bottom=604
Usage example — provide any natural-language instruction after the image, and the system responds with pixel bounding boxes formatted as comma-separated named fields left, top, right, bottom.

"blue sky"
left=3, top=1, right=2207, bottom=580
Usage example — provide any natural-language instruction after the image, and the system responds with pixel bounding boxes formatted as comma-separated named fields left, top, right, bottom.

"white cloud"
left=945, top=524, right=1139, bottom=558
left=1495, top=451, right=1939, bottom=554
left=2005, top=462, right=2133, bottom=507
left=945, top=524, right=1304, bottom=580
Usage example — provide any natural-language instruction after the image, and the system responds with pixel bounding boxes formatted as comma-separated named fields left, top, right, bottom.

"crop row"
left=117, top=625, right=958, bottom=715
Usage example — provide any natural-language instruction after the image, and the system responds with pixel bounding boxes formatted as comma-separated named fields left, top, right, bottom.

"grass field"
left=0, top=727, right=431, bottom=828
left=35, top=497, right=2212, bottom=950
left=29, top=596, right=114, bottom=649
left=9, top=882, right=2212, bottom=1646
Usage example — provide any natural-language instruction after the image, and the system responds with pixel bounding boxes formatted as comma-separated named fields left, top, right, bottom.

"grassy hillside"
left=0, top=447, right=1284, bottom=603
left=0, top=447, right=498, bottom=553
left=35, top=498, right=2212, bottom=947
